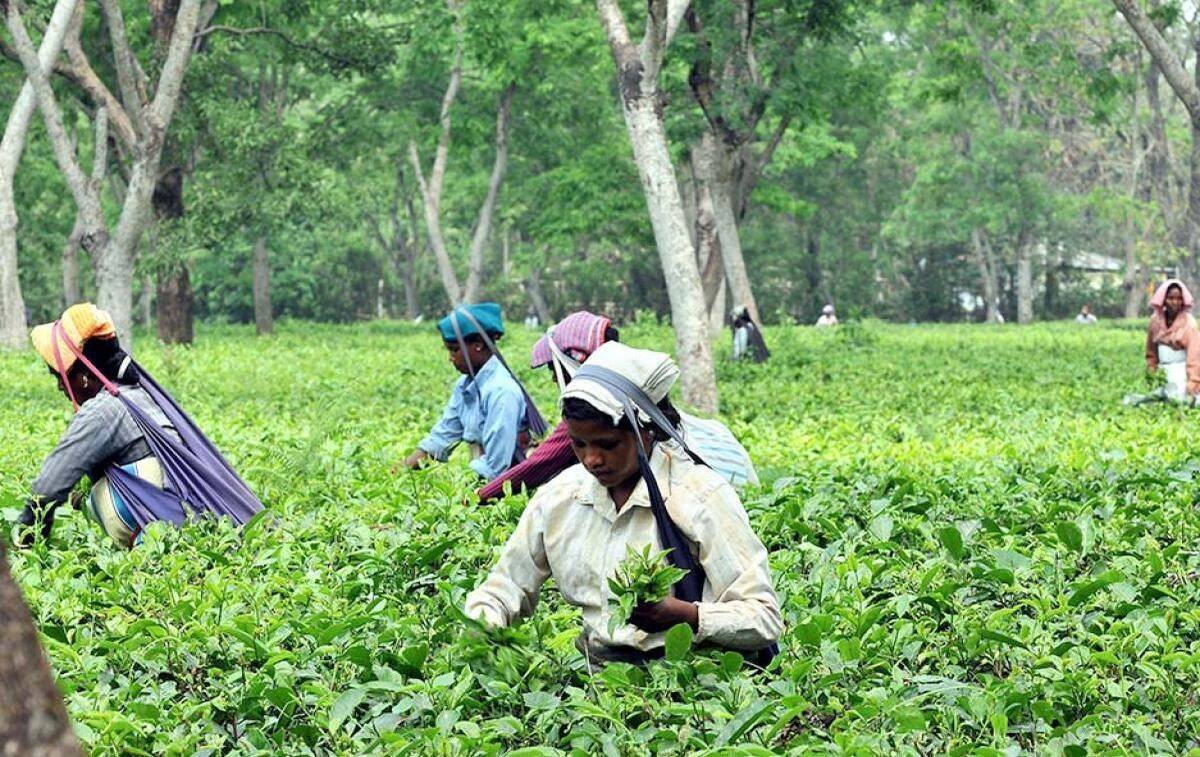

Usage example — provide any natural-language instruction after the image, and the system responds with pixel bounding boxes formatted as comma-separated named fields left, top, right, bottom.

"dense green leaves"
left=2, top=319, right=1199, bottom=751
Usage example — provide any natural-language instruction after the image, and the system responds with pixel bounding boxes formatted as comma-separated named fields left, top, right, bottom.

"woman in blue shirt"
left=402, top=304, right=530, bottom=480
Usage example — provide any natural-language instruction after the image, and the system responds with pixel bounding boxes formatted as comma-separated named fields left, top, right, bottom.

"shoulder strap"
left=52, top=321, right=119, bottom=412
left=573, top=363, right=709, bottom=601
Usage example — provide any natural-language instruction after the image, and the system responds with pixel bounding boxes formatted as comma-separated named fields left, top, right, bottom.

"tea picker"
left=1123, top=280, right=1200, bottom=407
left=464, top=342, right=780, bottom=668
left=480, top=311, right=759, bottom=503
left=402, top=303, right=547, bottom=480
left=17, top=304, right=262, bottom=549
left=730, top=305, right=770, bottom=363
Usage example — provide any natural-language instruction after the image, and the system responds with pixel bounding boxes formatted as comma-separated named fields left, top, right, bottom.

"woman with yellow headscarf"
left=20, top=303, right=261, bottom=547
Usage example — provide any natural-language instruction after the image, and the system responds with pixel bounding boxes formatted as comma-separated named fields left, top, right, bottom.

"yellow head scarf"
left=30, top=303, right=117, bottom=374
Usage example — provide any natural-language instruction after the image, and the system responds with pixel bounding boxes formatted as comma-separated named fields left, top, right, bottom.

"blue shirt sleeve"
left=470, top=382, right=526, bottom=480
left=419, top=381, right=466, bottom=461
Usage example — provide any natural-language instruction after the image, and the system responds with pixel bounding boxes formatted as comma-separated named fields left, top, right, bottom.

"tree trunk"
left=402, top=249, right=419, bottom=320
left=971, top=228, right=1002, bottom=323
left=155, top=265, right=192, bottom=343
left=707, top=278, right=726, bottom=339
left=1185, top=122, right=1200, bottom=282
left=597, top=0, right=717, bottom=412
left=524, top=265, right=552, bottom=325
left=0, top=209, right=25, bottom=347
left=690, top=142, right=723, bottom=320
left=150, top=169, right=190, bottom=345
left=252, top=235, right=273, bottom=335
left=0, top=193, right=27, bottom=347
left=148, top=0, right=197, bottom=343
left=1043, top=248, right=1059, bottom=316
left=61, top=216, right=82, bottom=307
left=1016, top=237, right=1033, bottom=324
left=693, top=132, right=760, bottom=328
left=138, top=275, right=153, bottom=327
left=1123, top=222, right=1144, bottom=318
left=410, top=142, right=461, bottom=307
left=615, top=91, right=717, bottom=410
left=407, top=24, right=465, bottom=307
left=0, top=542, right=83, bottom=757
left=399, top=162, right=422, bottom=320
left=462, top=85, right=514, bottom=303
left=151, top=165, right=192, bottom=344
left=0, top=0, right=79, bottom=348
left=707, top=137, right=761, bottom=326
left=804, top=225, right=822, bottom=319
left=1146, top=55, right=1174, bottom=225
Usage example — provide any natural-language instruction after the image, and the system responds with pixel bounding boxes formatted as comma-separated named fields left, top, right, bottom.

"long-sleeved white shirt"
left=465, top=443, right=782, bottom=652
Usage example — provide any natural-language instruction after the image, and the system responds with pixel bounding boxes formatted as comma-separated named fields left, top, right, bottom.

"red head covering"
left=1150, top=278, right=1195, bottom=315
left=1148, top=278, right=1198, bottom=351
left=530, top=311, right=612, bottom=368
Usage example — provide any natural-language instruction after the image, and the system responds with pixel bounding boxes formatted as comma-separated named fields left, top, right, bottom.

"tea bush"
left=3, top=320, right=1200, bottom=754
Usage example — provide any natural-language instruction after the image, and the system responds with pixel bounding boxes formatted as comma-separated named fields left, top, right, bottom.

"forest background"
left=2, top=0, right=1197, bottom=346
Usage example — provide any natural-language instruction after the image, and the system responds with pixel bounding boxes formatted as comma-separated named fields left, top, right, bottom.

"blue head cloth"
left=438, top=303, right=505, bottom=342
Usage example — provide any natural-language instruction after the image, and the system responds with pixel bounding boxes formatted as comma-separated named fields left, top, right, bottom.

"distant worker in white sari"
left=1124, top=279, right=1200, bottom=406
left=815, top=304, right=838, bottom=327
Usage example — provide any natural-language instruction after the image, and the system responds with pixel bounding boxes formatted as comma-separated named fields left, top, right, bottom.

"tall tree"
left=1112, top=0, right=1200, bottom=281
left=0, top=0, right=77, bottom=348
left=6, top=0, right=203, bottom=346
left=595, top=0, right=718, bottom=412
left=407, top=2, right=517, bottom=307
left=679, top=0, right=812, bottom=326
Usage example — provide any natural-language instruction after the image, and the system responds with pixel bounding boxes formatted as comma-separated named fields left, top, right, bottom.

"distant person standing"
left=730, top=306, right=769, bottom=363
left=1075, top=304, right=1098, bottom=325
left=815, top=304, right=839, bottom=327
left=523, top=311, right=540, bottom=329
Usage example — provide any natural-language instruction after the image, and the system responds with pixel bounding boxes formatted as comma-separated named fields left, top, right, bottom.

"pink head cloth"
left=530, top=311, right=612, bottom=368
left=1150, top=279, right=1195, bottom=314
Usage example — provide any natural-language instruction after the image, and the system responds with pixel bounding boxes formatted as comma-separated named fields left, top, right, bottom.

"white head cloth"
left=560, top=342, right=679, bottom=425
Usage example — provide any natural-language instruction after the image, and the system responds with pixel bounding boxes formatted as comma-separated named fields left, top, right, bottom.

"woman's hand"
left=630, top=596, right=699, bottom=633
left=392, top=449, right=430, bottom=474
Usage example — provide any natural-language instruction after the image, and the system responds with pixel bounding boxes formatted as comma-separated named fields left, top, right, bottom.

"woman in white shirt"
left=464, top=343, right=781, bottom=666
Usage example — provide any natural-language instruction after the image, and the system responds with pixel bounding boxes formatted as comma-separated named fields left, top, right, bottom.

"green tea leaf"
left=329, top=688, right=365, bottom=733
left=937, top=526, right=964, bottom=561
left=1055, top=521, right=1083, bottom=553
left=663, top=623, right=694, bottom=662
left=1068, top=570, right=1124, bottom=608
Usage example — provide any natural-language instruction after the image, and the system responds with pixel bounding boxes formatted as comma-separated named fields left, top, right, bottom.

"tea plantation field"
left=3, top=319, right=1199, bottom=754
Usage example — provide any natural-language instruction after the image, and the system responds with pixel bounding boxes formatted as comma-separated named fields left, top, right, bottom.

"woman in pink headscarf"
left=478, top=311, right=761, bottom=503
left=1129, top=279, right=1200, bottom=404
left=477, top=311, right=617, bottom=502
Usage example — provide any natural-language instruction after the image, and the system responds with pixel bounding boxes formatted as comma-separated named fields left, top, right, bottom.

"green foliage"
left=605, top=544, right=688, bottom=635
left=7, top=0, right=1176, bottom=327
left=2, top=321, right=1200, bottom=752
